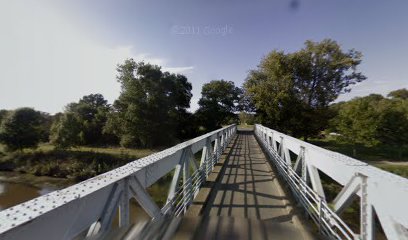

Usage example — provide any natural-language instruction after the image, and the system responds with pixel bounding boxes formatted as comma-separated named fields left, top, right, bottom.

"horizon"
left=1, top=0, right=408, bottom=114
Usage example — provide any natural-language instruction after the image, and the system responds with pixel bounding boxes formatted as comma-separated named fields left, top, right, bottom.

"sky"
left=1, top=0, right=408, bottom=114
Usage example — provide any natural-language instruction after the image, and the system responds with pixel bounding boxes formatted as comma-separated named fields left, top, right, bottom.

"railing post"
left=119, top=177, right=130, bottom=227
left=360, top=174, right=374, bottom=240
left=214, top=133, right=220, bottom=161
left=318, top=197, right=322, bottom=233
left=167, top=149, right=187, bottom=205
left=183, top=148, right=193, bottom=213
left=278, top=136, right=284, bottom=158
left=200, top=137, right=212, bottom=178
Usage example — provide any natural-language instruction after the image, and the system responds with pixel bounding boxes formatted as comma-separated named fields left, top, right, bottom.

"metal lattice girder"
left=129, top=176, right=161, bottom=219
left=293, top=146, right=305, bottom=174
left=306, top=163, right=326, bottom=200
left=167, top=148, right=189, bottom=203
left=255, top=124, right=408, bottom=240
left=0, top=125, right=237, bottom=240
left=332, top=174, right=362, bottom=214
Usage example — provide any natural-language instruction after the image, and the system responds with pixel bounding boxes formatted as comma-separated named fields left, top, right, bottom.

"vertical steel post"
left=119, top=178, right=130, bottom=227
left=183, top=151, right=192, bottom=213
left=360, top=174, right=374, bottom=240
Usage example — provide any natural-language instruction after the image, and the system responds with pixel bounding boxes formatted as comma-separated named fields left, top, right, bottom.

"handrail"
left=255, top=124, right=408, bottom=240
left=0, top=125, right=237, bottom=239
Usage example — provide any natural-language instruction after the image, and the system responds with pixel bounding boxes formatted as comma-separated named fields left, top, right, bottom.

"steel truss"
left=0, top=125, right=237, bottom=239
left=255, top=124, right=408, bottom=240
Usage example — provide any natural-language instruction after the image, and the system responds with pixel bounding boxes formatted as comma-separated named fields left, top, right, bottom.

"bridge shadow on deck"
left=184, top=130, right=308, bottom=240
left=202, top=130, right=291, bottom=220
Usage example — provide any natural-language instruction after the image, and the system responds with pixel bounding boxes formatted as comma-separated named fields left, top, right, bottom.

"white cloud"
left=335, top=78, right=408, bottom=102
left=0, top=1, right=194, bottom=113
left=163, top=66, right=195, bottom=74
left=134, top=53, right=167, bottom=66
left=0, top=1, right=133, bottom=113
left=134, top=54, right=194, bottom=74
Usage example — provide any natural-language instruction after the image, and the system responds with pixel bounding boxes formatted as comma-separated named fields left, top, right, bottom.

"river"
left=0, top=171, right=70, bottom=210
left=0, top=171, right=158, bottom=225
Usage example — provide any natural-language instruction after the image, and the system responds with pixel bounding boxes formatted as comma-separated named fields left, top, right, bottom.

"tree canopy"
left=0, top=108, right=45, bottom=151
left=195, top=80, right=241, bottom=131
left=50, top=93, right=114, bottom=148
left=244, top=39, right=366, bottom=138
left=106, top=59, right=193, bottom=147
left=334, top=95, right=383, bottom=147
left=331, top=91, right=408, bottom=157
left=388, top=88, right=408, bottom=100
left=50, top=112, right=82, bottom=149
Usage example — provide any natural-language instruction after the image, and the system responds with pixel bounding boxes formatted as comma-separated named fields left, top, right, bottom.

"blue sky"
left=1, top=0, right=408, bottom=113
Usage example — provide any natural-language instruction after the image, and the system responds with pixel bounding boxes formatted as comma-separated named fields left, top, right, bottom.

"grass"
left=0, top=143, right=158, bottom=181
left=309, top=138, right=408, bottom=179
left=30, top=143, right=157, bottom=159
left=237, top=124, right=254, bottom=130
left=372, top=163, right=408, bottom=178
left=302, top=137, right=405, bottom=239
left=309, top=138, right=408, bottom=162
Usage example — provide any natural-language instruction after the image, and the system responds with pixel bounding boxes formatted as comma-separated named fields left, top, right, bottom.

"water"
left=0, top=172, right=65, bottom=210
left=0, top=171, right=155, bottom=226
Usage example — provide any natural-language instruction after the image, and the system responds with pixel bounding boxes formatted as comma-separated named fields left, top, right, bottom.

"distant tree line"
left=242, top=39, right=408, bottom=156
left=244, top=39, right=366, bottom=139
left=0, top=61, right=242, bottom=151
left=1, top=38, right=407, bottom=155
left=329, top=90, right=408, bottom=157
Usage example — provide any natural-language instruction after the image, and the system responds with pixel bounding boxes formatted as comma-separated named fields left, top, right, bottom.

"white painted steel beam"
left=332, top=174, right=361, bottom=214
left=129, top=176, right=161, bottom=219
left=255, top=124, right=408, bottom=240
left=0, top=125, right=237, bottom=240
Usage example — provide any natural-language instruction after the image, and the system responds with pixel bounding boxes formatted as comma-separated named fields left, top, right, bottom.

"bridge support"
left=0, top=125, right=237, bottom=240
left=332, top=173, right=375, bottom=240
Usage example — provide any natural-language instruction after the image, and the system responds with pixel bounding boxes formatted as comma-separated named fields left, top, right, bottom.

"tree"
left=239, top=112, right=255, bottom=125
left=66, top=94, right=113, bottom=145
left=195, top=80, right=241, bottom=131
left=333, top=93, right=408, bottom=158
left=0, top=108, right=44, bottom=151
left=0, top=110, right=8, bottom=124
left=50, top=112, right=82, bottom=149
left=244, top=39, right=366, bottom=138
left=376, top=98, right=408, bottom=158
left=388, top=88, right=408, bottom=100
left=38, top=112, right=53, bottom=143
left=106, top=59, right=193, bottom=147
left=50, top=94, right=114, bottom=148
left=335, top=96, right=382, bottom=155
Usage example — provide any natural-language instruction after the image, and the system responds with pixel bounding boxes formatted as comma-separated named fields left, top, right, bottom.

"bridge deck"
left=174, top=130, right=315, bottom=240
left=203, top=130, right=292, bottom=219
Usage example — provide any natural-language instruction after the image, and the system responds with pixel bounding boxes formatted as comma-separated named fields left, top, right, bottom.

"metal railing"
left=255, top=124, right=408, bottom=240
left=0, top=125, right=237, bottom=240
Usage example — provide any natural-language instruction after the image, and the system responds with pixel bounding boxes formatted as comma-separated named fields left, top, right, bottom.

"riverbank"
left=310, top=138, right=408, bottom=178
left=0, top=145, right=157, bottom=181
left=0, top=171, right=72, bottom=210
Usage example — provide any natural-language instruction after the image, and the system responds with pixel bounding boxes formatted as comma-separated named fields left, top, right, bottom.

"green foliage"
left=244, top=39, right=366, bottom=138
left=195, top=80, right=241, bottom=131
left=0, top=148, right=143, bottom=181
left=67, top=93, right=115, bottom=145
left=51, top=94, right=115, bottom=148
left=332, top=93, right=408, bottom=154
left=0, top=110, right=9, bottom=124
left=334, top=95, right=382, bottom=147
left=376, top=99, right=408, bottom=148
left=388, top=88, right=408, bottom=100
left=50, top=112, right=82, bottom=149
left=106, top=59, right=193, bottom=147
left=0, top=108, right=45, bottom=151
left=374, top=164, right=408, bottom=178
left=239, top=112, right=255, bottom=125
